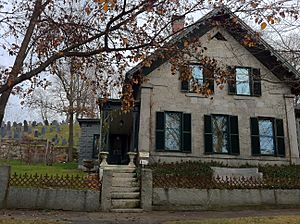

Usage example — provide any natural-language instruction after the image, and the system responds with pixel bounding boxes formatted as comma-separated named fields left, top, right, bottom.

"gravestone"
left=49, top=127, right=53, bottom=132
left=23, top=120, right=28, bottom=132
left=32, top=121, right=37, bottom=127
left=41, top=126, right=46, bottom=136
left=7, top=121, right=11, bottom=131
left=0, top=126, right=6, bottom=138
left=28, top=126, right=32, bottom=134
left=52, top=120, right=58, bottom=126
left=44, top=119, right=49, bottom=126
left=13, top=130, right=20, bottom=139
left=34, top=129, right=39, bottom=138
left=56, top=126, right=61, bottom=132
left=62, top=138, right=67, bottom=146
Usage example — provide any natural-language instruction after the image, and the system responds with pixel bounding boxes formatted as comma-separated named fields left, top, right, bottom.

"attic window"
left=212, top=32, right=227, bottom=41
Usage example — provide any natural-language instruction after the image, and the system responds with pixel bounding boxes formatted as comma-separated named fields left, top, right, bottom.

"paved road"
left=1, top=208, right=300, bottom=224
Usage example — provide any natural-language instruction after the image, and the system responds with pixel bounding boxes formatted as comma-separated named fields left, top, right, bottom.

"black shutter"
left=275, top=119, right=285, bottom=157
left=203, top=67, right=214, bottom=93
left=182, top=113, right=192, bottom=153
left=252, top=68, right=261, bottom=96
left=229, top=116, right=240, bottom=155
left=204, top=115, right=213, bottom=154
left=227, top=66, right=236, bottom=95
left=156, top=112, right=165, bottom=151
left=180, top=66, right=189, bottom=92
left=250, top=117, right=260, bottom=156
left=181, top=80, right=189, bottom=92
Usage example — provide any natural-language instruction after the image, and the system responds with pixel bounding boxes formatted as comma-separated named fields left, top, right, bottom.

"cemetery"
left=0, top=120, right=80, bottom=164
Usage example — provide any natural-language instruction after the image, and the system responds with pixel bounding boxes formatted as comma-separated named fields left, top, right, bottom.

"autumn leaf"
left=122, top=37, right=129, bottom=46
left=184, top=40, right=189, bottom=48
left=103, top=3, right=109, bottom=12
left=261, top=22, right=267, bottom=30
left=85, top=6, right=91, bottom=15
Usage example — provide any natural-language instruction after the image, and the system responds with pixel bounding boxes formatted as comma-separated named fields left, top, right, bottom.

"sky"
left=0, top=1, right=300, bottom=123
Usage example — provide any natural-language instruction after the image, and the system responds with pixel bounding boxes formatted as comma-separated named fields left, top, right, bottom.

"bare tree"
left=0, top=0, right=299, bottom=124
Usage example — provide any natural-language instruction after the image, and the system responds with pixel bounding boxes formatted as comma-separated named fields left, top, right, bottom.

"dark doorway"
left=108, top=134, right=129, bottom=164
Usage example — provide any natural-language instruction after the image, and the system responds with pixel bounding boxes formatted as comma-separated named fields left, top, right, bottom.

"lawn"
left=0, top=220, right=67, bottom=224
left=0, top=160, right=84, bottom=176
left=167, top=215, right=300, bottom=224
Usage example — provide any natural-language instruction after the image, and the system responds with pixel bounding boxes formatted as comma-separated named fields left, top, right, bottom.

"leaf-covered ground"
left=0, top=220, right=67, bottom=224
left=167, top=215, right=300, bottom=224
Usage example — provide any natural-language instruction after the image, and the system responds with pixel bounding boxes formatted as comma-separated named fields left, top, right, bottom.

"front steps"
left=109, top=166, right=142, bottom=212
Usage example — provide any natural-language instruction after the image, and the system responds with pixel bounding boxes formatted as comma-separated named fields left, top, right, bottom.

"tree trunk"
left=0, top=89, right=12, bottom=124
left=68, top=110, right=74, bottom=162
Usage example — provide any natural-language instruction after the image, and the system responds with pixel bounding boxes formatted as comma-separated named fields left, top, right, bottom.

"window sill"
left=185, top=92, right=212, bottom=98
left=233, top=95, right=258, bottom=100
left=155, top=150, right=192, bottom=154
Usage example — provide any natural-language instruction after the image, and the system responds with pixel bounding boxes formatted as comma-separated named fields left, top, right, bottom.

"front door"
left=108, top=134, right=128, bottom=164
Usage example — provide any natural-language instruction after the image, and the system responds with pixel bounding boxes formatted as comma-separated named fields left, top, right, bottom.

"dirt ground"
left=1, top=208, right=300, bottom=224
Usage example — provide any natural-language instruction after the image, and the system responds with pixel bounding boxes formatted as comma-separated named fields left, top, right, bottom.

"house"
left=78, top=7, right=300, bottom=168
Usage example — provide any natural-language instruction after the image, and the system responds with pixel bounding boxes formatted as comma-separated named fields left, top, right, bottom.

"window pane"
left=236, top=68, right=250, bottom=95
left=165, top=113, right=181, bottom=151
left=212, top=116, right=228, bottom=153
left=190, top=65, right=203, bottom=91
left=259, top=120, right=275, bottom=155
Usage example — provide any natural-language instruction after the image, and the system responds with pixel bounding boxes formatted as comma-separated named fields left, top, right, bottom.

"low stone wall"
left=6, top=187, right=100, bottom=211
left=153, top=188, right=300, bottom=210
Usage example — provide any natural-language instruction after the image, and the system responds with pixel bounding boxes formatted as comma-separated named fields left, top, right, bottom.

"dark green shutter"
left=275, top=119, right=285, bottom=157
left=252, top=68, right=261, bottom=96
left=182, top=113, right=191, bottom=153
left=229, top=116, right=240, bottom=155
left=250, top=117, right=260, bottom=155
left=227, top=66, right=236, bottom=95
left=204, top=115, right=213, bottom=154
left=156, top=112, right=165, bottom=151
left=203, top=67, right=214, bottom=93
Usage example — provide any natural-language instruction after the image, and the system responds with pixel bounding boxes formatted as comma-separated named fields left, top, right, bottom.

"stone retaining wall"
left=6, top=187, right=100, bottom=211
left=153, top=188, right=300, bottom=210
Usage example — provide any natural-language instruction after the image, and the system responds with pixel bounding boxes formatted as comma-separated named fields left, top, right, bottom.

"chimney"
left=172, top=15, right=185, bottom=33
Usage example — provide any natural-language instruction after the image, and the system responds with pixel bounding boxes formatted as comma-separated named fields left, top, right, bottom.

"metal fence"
left=9, top=173, right=101, bottom=191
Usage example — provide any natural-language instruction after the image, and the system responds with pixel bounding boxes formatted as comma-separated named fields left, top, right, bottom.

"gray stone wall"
left=153, top=188, right=300, bottom=210
left=7, top=187, right=100, bottom=211
left=138, top=27, right=300, bottom=166
left=0, top=166, right=10, bottom=209
left=79, top=121, right=100, bottom=166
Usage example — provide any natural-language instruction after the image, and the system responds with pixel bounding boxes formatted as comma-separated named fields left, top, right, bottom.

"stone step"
left=112, top=178, right=139, bottom=187
left=112, top=199, right=140, bottom=209
left=112, top=186, right=140, bottom=193
left=111, top=192, right=140, bottom=199
left=113, top=172, right=137, bottom=178
left=111, top=208, right=144, bottom=213
left=105, top=167, right=136, bottom=173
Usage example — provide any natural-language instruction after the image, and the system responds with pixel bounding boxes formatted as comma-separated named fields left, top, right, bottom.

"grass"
left=0, top=160, right=84, bottom=176
left=0, top=220, right=67, bottom=224
left=166, top=215, right=300, bottom=224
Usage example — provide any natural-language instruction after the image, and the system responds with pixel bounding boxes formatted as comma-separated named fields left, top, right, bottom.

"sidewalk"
left=1, top=208, right=300, bottom=224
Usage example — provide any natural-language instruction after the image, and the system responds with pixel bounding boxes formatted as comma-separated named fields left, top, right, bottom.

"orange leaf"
left=261, top=22, right=267, bottom=30
left=103, top=3, right=109, bottom=12
left=85, top=6, right=91, bottom=15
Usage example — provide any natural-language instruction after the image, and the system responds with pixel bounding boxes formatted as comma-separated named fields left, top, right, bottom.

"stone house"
left=78, top=8, right=300, bottom=167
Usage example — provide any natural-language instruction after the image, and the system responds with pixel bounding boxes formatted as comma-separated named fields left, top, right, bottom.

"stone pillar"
left=138, top=86, right=152, bottom=155
left=0, top=165, right=10, bottom=209
left=101, top=169, right=113, bottom=211
left=130, top=110, right=139, bottom=152
left=140, top=168, right=153, bottom=211
left=284, top=95, right=299, bottom=164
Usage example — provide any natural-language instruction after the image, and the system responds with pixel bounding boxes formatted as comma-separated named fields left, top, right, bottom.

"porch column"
left=284, top=94, right=300, bottom=164
left=130, top=109, right=139, bottom=152
left=138, top=86, right=152, bottom=155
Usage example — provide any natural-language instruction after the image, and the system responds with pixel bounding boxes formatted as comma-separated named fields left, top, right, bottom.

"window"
left=204, top=114, right=239, bottom=155
left=250, top=117, right=285, bottom=157
left=92, top=134, right=100, bottom=158
left=228, top=66, right=261, bottom=96
left=156, top=112, right=191, bottom=152
left=181, top=64, right=214, bottom=93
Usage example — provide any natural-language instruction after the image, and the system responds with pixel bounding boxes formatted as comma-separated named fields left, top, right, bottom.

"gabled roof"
left=126, top=7, right=300, bottom=94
